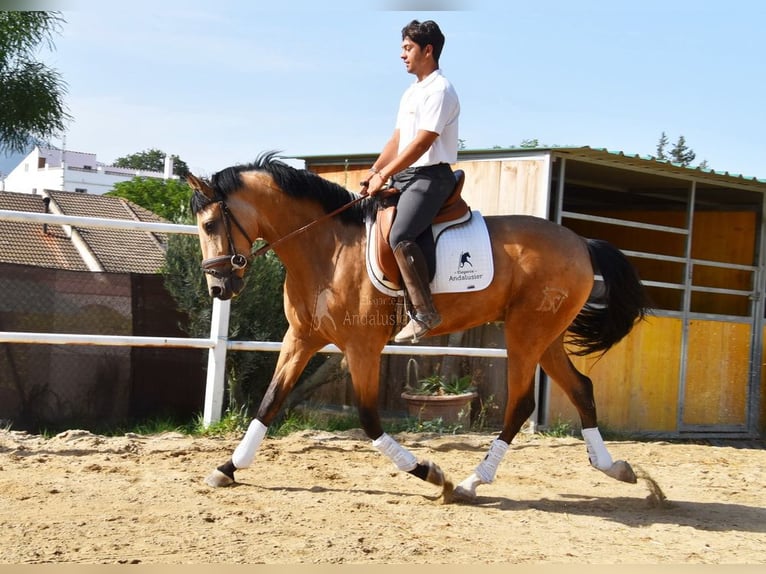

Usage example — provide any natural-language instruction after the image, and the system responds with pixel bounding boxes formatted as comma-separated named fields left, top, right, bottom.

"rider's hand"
left=362, top=171, right=387, bottom=197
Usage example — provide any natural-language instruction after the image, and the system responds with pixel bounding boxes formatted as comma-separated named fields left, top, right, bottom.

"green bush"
left=162, top=235, right=288, bottom=415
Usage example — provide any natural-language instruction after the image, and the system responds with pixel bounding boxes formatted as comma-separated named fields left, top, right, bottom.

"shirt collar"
left=415, top=69, right=442, bottom=88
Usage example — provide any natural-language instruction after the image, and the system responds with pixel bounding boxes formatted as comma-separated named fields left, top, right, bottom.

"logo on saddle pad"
left=366, top=211, right=494, bottom=296
left=445, top=250, right=486, bottom=287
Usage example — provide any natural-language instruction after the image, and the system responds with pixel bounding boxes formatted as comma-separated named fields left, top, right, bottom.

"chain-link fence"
left=0, top=263, right=205, bottom=431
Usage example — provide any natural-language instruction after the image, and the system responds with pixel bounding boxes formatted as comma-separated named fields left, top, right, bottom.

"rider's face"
left=400, top=37, right=432, bottom=79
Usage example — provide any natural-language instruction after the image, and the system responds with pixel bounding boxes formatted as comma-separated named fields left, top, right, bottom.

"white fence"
left=0, top=209, right=507, bottom=426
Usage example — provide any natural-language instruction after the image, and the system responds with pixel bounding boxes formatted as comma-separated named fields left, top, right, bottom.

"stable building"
left=301, top=147, right=766, bottom=439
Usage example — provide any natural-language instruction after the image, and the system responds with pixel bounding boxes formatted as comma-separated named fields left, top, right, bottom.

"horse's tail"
left=566, top=238, right=650, bottom=356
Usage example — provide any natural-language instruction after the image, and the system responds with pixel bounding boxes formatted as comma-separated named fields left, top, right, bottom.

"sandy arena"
left=1, top=428, right=764, bottom=564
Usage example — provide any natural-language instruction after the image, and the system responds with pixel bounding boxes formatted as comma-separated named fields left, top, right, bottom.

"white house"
left=0, top=146, right=176, bottom=195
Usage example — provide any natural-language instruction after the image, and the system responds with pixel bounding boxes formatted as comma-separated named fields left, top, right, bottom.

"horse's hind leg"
left=539, top=336, right=636, bottom=483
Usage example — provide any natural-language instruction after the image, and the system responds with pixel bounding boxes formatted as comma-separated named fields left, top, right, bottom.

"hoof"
left=441, top=479, right=455, bottom=504
left=451, top=485, right=478, bottom=504
left=418, top=461, right=455, bottom=504
left=450, top=472, right=482, bottom=504
left=205, top=468, right=235, bottom=488
left=424, top=460, right=446, bottom=487
left=602, top=460, right=637, bottom=483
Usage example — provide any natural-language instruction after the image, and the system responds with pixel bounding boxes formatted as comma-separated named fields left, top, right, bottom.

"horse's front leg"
left=205, top=328, right=323, bottom=487
left=539, top=337, right=637, bottom=484
left=344, top=346, right=452, bottom=497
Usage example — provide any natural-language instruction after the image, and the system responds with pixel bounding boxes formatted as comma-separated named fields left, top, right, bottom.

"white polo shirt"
left=395, top=69, right=460, bottom=167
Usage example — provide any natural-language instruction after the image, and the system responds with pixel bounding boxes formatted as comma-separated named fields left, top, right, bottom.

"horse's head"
left=187, top=173, right=254, bottom=300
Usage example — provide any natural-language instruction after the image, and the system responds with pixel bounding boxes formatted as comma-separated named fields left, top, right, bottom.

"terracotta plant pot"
left=401, top=391, right=477, bottom=425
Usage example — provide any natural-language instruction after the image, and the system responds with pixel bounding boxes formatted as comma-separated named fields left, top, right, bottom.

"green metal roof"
left=296, top=145, right=766, bottom=190
left=544, top=146, right=765, bottom=186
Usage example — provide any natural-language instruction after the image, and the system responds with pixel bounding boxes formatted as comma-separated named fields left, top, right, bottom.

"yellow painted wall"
left=548, top=316, right=753, bottom=433
left=548, top=316, right=681, bottom=432
left=684, top=320, right=750, bottom=426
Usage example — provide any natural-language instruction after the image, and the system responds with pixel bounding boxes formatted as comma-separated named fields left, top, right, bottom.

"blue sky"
left=4, top=0, right=765, bottom=179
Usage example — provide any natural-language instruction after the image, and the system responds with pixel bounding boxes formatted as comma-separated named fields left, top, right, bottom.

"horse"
left=187, top=152, right=649, bottom=502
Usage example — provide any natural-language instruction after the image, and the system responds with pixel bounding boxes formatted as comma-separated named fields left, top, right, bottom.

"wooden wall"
left=306, top=157, right=763, bottom=436
left=306, top=158, right=547, bottom=426
left=548, top=316, right=752, bottom=433
left=310, top=157, right=550, bottom=218
left=548, top=316, right=681, bottom=433
left=684, top=319, right=750, bottom=426
left=761, top=329, right=766, bottom=434
left=456, top=158, right=550, bottom=218
left=312, top=165, right=368, bottom=195
left=558, top=209, right=757, bottom=433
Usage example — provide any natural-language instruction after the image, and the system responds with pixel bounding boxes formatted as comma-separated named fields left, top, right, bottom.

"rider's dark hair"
left=401, top=20, right=445, bottom=66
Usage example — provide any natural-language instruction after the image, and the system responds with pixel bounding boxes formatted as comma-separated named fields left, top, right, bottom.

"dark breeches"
left=389, top=164, right=454, bottom=279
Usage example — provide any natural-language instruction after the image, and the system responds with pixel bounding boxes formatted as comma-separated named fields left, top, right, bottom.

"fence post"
left=203, top=298, right=231, bottom=426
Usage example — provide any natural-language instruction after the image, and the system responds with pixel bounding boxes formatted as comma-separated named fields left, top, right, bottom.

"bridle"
left=199, top=192, right=370, bottom=278
left=200, top=200, right=255, bottom=279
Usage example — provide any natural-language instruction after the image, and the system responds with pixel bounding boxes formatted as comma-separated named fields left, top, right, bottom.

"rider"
left=363, top=19, right=461, bottom=343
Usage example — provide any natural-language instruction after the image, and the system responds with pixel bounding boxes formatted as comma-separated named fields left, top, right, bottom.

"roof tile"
left=0, top=190, right=171, bottom=273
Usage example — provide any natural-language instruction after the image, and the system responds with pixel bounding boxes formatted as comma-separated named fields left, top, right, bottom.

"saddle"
left=375, top=169, right=469, bottom=287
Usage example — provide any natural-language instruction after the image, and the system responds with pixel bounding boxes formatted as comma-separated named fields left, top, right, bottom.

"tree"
left=113, top=148, right=190, bottom=178
left=669, top=135, right=696, bottom=167
left=656, top=131, right=669, bottom=161
left=654, top=132, right=704, bottom=168
left=107, top=177, right=193, bottom=223
left=162, top=235, right=290, bottom=415
left=0, top=12, right=71, bottom=155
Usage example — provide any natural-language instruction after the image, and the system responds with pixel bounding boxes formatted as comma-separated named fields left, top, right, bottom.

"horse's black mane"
left=190, top=152, right=375, bottom=225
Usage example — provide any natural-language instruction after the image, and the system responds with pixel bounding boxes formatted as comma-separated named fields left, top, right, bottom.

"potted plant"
left=400, top=359, right=478, bottom=425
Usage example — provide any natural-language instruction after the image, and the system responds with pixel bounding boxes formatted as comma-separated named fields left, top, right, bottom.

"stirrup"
left=394, top=312, right=441, bottom=344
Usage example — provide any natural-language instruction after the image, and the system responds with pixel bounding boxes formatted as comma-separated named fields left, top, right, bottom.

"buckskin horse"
left=187, top=153, right=648, bottom=502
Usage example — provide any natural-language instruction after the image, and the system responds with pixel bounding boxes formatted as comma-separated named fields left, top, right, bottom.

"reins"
left=251, top=193, right=368, bottom=258
left=200, top=192, right=371, bottom=277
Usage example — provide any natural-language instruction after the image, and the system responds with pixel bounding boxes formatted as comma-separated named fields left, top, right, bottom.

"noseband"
left=200, top=201, right=255, bottom=279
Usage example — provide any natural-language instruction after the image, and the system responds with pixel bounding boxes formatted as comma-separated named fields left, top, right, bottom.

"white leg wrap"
left=582, top=427, right=613, bottom=470
left=474, top=438, right=509, bottom=484
left=372, top=433, right=418, bottom=472
left=232, top=419, right=268, bottom=469
left=455, top=440, right=509, bottom=499
left=456, top=472, right=483, bottom=494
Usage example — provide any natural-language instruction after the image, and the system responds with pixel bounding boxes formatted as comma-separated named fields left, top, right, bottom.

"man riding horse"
left=363, top=19, right=460, bottom=344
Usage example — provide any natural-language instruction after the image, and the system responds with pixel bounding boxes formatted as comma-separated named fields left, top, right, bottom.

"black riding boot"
left=393, top=240, right=442, bottom=343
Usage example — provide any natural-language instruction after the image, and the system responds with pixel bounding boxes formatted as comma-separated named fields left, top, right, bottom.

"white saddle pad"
left=366, top=210, right=494, bottom=296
